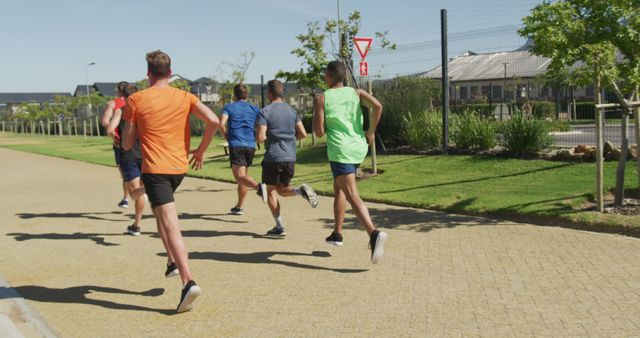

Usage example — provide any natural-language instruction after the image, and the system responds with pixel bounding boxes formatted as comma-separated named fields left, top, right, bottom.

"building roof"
left=0, top=92, right=71, bottom=104
left=420, top=50, right=551, bottom=82
left=73, top=85, right=94, bottom=97
left=93, top=82, right=120, bottom=97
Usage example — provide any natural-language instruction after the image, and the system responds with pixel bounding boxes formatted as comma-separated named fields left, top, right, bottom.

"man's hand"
left=189, top=148, right=205, bottom=170
left=366, top=130, right=375, bottom=146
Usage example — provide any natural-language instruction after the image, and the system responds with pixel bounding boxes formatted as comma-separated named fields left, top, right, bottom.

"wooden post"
left=83, top=120, right=87, bottom=139
left=95, top=116, right=101, bottom=137
left=368, top=79, right=378, bottom=175
left=595, top=76, right=604, bottom=212
left=634, top=91, right=640, bottom=198
left=73, top=118, right=78, bottom=137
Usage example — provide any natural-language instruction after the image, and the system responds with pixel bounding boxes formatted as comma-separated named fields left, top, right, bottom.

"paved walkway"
left=0, top=148, right=639, bottom=337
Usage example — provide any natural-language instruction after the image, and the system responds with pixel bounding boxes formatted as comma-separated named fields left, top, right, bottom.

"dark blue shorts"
left=113, top=146, right=123, bottom=166
left=119, top=160, right=142, bottom=182
left=330, top=161, right=360, bottom=179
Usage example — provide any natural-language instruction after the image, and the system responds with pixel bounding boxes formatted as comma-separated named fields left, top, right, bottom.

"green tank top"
left=324, top=87, right=368, bottom=164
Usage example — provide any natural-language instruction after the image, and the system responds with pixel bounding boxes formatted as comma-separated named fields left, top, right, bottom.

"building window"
left=481, top=86, right=491, bottom=98
left=460, top=87, right=468, bottom=100
left=540, top=86, right=549, bottom=97
left=470, top=86, right=479, bottom=99
left=492, top=85, right=502, bottom=99
left=586, top=86, right=594, bottom=97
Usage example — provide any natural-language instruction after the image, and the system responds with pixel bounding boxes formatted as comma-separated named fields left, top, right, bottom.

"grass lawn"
left=1, top=133, right=639, bottom=233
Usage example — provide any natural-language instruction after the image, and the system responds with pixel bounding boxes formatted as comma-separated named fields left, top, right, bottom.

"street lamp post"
left=85, top=62, right=95, bottom=116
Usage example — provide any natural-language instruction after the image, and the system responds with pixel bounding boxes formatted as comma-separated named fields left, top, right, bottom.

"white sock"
left=293, top=188, right=302, bottom=196
left=275, top=215, right=285, bottom=230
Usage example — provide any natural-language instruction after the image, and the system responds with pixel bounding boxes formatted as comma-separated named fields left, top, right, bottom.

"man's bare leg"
left=265, top=186, right=286, bottom=236
left=333, top=180, right=347, bottom=235
left=152, top=208, right=175, bottom=265
left=153, top=202, right=192, bottom=285
left=125, top=178, right=145, bottom=226
left=334, top=174, right=375, bottom=235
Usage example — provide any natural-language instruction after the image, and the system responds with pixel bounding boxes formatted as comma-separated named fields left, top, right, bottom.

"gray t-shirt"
left=256, top=102, right=300, bottom=163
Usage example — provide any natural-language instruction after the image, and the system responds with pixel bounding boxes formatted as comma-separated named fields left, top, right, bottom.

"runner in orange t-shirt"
left=121, top=50, right=220, bottom=313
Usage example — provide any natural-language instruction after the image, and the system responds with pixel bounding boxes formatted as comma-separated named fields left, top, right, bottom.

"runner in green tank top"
left=313, top=60, right=388, bottom=264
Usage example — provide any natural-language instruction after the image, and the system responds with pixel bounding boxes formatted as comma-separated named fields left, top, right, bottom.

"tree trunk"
left=614, top=109, right=629, bottom=205
left=595, top=76, right=604, bottom=212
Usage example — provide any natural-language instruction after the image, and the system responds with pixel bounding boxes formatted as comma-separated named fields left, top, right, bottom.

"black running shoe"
left=325, top=232, right=344, bottom=247
left=164, top=262, right=179, bottom=278
left=265, top=227, right=286, bottom=237
left=126, top=224, right=141, bottom=236
left=369, top=230, right=388, bottom=264
left=300, top=183, right=319, bottom=208
left=177, top=280, right=202, bottom=313
left=229, top=206, right=244, bottom=215
left=117, top=198, right=129, bottom=209
left=256, top=183, right=268, bottom=204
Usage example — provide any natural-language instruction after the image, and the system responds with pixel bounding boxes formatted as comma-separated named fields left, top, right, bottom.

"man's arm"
left=189, top=101, right=220, bottom=170
left=313, top=94, right=325, bottom=138
left=101, top=100, right=116, bottom=128
left=256, top=125, right=267, bottom=144
left=219, top=113, right=229, bottom=141
left=106, top=109, right=122, bottom=139
left=295, top=121, right=307, bottom=141
left=121, top=120, right=136, bottom=151
left=357, top=89, right=383, bottom=145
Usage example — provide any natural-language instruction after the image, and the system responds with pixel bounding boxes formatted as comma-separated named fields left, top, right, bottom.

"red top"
left=113, top=97, right=126, bottom=140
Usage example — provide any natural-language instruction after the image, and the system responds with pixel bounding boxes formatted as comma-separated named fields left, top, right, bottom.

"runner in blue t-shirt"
left=219, top=84, right=267, bottom=215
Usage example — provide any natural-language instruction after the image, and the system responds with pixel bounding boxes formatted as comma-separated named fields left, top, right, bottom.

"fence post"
left=595, top=76, right=604, bottom=212
left=95, top=116, right=101, bottom=137
left=368, top=79, right=378, bottom=175
left=83, top=120, right=87, bottom=139
left=440, top=8, right=449, bottom=154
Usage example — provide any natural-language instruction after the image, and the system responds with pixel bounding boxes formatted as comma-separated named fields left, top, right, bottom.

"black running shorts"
left=141, top=174, right=185, bottom=208
left=261, top=161, right=295, bottom=186
left=229, top=147, right=256, bottom=167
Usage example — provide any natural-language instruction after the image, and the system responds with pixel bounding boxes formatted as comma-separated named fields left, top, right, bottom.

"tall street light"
left=85, top=62, right=95, bottom=116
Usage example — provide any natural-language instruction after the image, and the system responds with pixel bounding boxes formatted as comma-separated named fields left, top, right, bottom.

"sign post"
left=353, top=36, right=377, bottom=175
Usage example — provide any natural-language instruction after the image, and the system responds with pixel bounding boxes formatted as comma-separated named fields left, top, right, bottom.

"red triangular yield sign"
left=353, top=37, right=373, bottom=60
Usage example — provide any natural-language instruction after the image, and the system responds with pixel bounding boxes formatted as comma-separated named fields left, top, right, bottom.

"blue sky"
left=0, top=0, right=543, bottom=92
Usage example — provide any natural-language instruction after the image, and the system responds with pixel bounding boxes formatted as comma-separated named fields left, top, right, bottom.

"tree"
left=276, top=11, right=396, bottom=92
left=520, top=0, right=640, bottom=206
left=212, top=51, right=256, bottom=105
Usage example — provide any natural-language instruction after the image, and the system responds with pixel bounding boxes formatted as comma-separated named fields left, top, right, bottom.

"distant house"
left=74, top=82, right=123, bottom=97
left=0, top=92, right=71, bottom=115
left=419, top=42, right=595, bottom=103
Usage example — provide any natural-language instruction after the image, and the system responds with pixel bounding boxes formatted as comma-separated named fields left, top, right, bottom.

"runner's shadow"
left=16, top=211, right=124, bottom=222
left=6, top=231, right=154, bottom=246
left=158, top=251, right=367, bottom=274
left=177, top=213, right=249, bottom=224
left=175, top=186, right=229, bottom=194
left=0, top=285, right=172, bottom=315
left=149, top=229, right=271, bottom=239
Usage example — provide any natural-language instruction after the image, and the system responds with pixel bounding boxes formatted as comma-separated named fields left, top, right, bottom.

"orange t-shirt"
left=124, top=86, right=199, bottom=174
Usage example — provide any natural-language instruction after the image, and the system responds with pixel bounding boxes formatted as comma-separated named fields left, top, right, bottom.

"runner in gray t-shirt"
left=256, top=80, right=319, bottom=237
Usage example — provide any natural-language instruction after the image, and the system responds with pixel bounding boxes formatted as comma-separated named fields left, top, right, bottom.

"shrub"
left=451, top=103, right=493, bottom=118
left=373, top=77, right=440, bottom=147
left=500, top=112, right=552, bottom=157
left=450, top=111, right=497, bottom=150
left=532, top=101, right=556, bottom=119
left=402, top=110, right=442, bottom=150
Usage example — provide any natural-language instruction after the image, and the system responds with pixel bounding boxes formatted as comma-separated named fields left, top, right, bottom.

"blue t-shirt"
left=256, top=102, right=300, bottom=163
left=222, top=101, right=260, bottom=148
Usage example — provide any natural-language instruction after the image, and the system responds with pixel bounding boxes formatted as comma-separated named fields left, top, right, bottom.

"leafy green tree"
left=277, top=11, right=396, bottom=91
left=520, top=0, right=640, bottom=205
